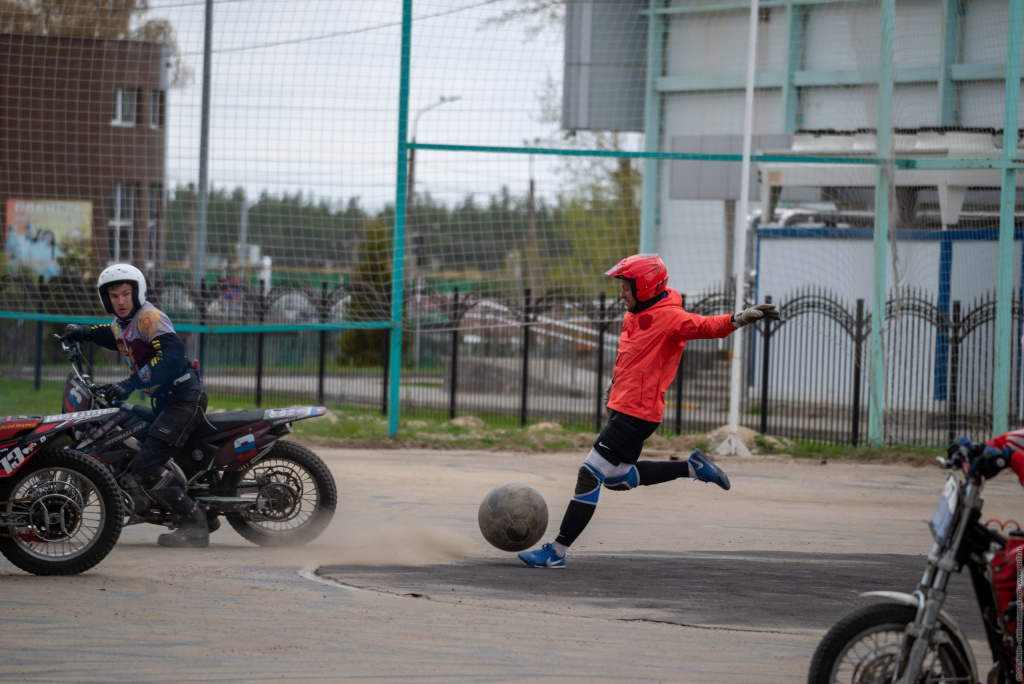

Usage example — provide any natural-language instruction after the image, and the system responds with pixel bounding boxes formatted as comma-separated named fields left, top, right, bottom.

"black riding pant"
left=131, top=384, right=208, bottom=485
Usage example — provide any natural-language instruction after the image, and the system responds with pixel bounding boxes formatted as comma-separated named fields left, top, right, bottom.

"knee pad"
left=602, top=465, right=639, bottom=491
left=583, top=448, right=638, bottom=492
left=572, top=463, right=602, bottom=505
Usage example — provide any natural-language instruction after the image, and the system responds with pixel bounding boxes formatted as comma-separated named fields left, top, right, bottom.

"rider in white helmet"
left=61, top=264, right=211, bottom=548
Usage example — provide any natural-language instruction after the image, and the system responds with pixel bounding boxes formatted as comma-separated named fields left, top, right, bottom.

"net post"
left=718, top=0, right=759, bottom=459
left=388, top=0, right=414, bottom=437
left=639, top=0, right=665, bottom=254
left=868, top=0, right=896, bottom=446
left=993, top=0, right=1024, bottom=437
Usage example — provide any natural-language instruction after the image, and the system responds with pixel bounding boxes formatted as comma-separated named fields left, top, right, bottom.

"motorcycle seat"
left=126, top=404, right=265, bottom=436
left=195, top=410, right=267, bottom=434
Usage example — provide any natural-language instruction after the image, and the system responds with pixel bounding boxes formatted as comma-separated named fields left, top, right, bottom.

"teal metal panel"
left=389, top=0, right=413, bottom=437
left=937, top=0, right=961, bottom=126
left=950, top=63, right=1011, bottom=81
left=781, top=2, right=806, bottom=133
left=869, top=0, right=895, bottom=445
left=656, top=72, right=785, bottom=92
left=643, top=0, right=864, bottom=15
left=639, top=0, right=665, bottom=254
left=0, top=310, right=394, bottom=334
left=411, top=142, right=1024, bottom=169
left=993, top=0, right=1023, bottom=437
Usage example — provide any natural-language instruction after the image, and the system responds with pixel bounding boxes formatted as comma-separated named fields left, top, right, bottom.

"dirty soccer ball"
left=478, top=482, right=548, bottom=552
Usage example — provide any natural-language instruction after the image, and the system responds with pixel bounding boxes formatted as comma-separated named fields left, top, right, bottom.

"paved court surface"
left=2, top=446, right=1021, bottom=682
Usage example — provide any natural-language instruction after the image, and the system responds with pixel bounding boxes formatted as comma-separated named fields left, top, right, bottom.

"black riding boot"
left=149, top=486, right=210, bottom=549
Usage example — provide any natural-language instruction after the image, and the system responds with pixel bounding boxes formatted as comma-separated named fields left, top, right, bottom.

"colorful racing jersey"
left=85, top=302, right=195, bottom=397
left=606, top=288, right=736, bottom=423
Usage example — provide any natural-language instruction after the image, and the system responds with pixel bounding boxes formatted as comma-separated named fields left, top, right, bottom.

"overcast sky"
left=148, top=0, right=574, bottom=210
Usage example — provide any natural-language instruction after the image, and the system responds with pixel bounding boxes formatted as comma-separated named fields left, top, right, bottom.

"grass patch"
left=786, top=439, right=941, bottom=464
left=0, top=379, right=946, bottom=460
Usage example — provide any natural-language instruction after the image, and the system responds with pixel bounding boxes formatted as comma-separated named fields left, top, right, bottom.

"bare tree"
left=0, top=0, right=192, bottom=86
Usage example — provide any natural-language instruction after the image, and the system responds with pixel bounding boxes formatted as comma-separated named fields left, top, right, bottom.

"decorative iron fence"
left=1, top=273, right=1020, bottom=447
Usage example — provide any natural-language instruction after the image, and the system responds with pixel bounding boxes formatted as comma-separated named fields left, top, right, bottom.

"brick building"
left=0, top=32, right=167, bottom=278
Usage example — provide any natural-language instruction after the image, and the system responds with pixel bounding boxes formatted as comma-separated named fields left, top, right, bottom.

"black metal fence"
left=2, top=273, right=1021, bottom=446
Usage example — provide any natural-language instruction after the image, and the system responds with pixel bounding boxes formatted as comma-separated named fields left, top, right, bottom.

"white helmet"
left=97, top=263, right=147, bottom=315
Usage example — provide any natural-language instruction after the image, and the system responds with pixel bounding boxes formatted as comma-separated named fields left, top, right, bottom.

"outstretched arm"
left=732, top=303, right=781, bottom=328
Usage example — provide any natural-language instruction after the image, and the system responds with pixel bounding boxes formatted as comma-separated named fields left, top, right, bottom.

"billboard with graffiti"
left=5, top=199, right=91, bottom=280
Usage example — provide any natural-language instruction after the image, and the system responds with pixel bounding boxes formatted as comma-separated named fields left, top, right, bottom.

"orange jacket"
left=606, top=288, right=736, bottom=422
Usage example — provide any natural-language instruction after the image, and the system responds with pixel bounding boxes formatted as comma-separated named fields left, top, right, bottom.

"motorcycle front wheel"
left=223, top=440, right=337, bottom=547
left=0, top=449, right=124, bottom=575
left=807, top=603, right=973, bottom=684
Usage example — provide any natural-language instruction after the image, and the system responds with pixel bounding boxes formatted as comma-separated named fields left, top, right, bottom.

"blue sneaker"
left=687, top=448, right=731, bottom=491
left=518, top=543, right=566, bottom=568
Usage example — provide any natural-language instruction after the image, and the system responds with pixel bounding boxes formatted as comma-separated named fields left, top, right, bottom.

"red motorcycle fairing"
left=0, top=408, right=121, bottom=479
left=0, top=439, right=41, bottom=476
left=0, top=416, right=42, bottom=441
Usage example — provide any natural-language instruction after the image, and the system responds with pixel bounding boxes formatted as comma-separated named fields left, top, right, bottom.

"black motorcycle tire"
left=223, top=440, right=336, bottom=547
left=807, top=602, right=972, bottom=684
left=0, top=449, right=124, bottom=575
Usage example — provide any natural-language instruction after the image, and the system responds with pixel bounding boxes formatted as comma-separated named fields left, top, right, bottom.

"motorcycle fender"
left=860, top=590, right=979, bottom=682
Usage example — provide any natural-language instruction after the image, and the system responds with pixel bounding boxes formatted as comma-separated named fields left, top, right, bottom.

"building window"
left=109, top=184, right=135, bottom=261
left=112, top=87, right=138, bottom=126
left=148, top=184, right=162, bottom=266
left=149, top=90, right=164, bottom=129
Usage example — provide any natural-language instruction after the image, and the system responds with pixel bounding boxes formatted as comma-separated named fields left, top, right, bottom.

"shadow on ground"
left=320, top=550, right=986, bottom=639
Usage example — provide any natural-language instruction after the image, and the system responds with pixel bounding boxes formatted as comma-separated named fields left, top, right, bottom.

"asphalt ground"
left=3, top=447, right=1023, bottom=683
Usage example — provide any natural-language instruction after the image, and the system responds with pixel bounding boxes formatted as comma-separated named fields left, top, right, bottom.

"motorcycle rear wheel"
left=807, top=602, right=972, bottom=684
left=223, top=440, right=336, bottom=547
left=0, top=449, right=124, bottom=575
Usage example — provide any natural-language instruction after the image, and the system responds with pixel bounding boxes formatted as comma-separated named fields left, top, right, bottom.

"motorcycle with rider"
left=61, top=263, right=214, bottom=548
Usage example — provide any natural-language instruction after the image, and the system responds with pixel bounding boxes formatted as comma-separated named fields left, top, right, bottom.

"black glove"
left=60, top=323, right=90, bottom=343
left=733, top=303, right=781, bottom=327
left=969, top=446, right=1011, bottom=480
left=101, top=379, right=134, bottom=401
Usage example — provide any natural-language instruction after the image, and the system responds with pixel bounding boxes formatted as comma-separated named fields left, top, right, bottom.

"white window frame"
left=109, top=184, right=135, bottom=262
left=149, top=90, right=163, bottom=129
left=147, top=184, right=162, bottom=264
left=112, top=87, right=138, bottom=126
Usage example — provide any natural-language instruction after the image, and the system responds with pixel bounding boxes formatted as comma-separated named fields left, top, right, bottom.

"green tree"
left=0, top=0, right=192, bottom=86
left=338, top=217, right=405, bottom=367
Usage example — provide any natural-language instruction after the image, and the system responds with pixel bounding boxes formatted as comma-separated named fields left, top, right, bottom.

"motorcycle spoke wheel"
left=224, top=441, right=336, bottom=547
left=0, top=450, right=123, bottom=575
left=808, top=603, right=972, bottom=684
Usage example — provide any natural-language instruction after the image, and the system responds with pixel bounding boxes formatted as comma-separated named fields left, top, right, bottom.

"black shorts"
left=592, top=411, right=660, bottom=466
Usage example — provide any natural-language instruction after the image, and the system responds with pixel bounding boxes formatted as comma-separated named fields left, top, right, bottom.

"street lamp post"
left=408, top=95, right=461, bottom=368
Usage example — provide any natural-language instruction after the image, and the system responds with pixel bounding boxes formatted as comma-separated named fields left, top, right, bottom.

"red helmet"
left=605, top=253, right=668, bottom=302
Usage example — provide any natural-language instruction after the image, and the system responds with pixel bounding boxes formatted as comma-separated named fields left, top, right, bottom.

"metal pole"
left=255, top=280, right=265, bottom=407
left=317, top=282, right=327, bottom=406
left=992, top=0, right=1023, bottom=436
left=759, top=296, right=772, bottom=435
left=388, top=0, right=413, bottom=436
left=449, top=286, right=459, bottom=420
left=192, top=0, right=213, bottom=362
left=595, top=291, right=606, bottom=432
left=638, top=0, right=664, bottom=253
left=851, top=299, right=864, bottom=445
left=949, top=301, right=961, bottom=441
left=717, top=0, right=759, bottom=458
left=520, top=288, right=531, bottom=428
left=33, top=276, right=43, bottom=391
left=868, top=0, right=895, bottom=445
